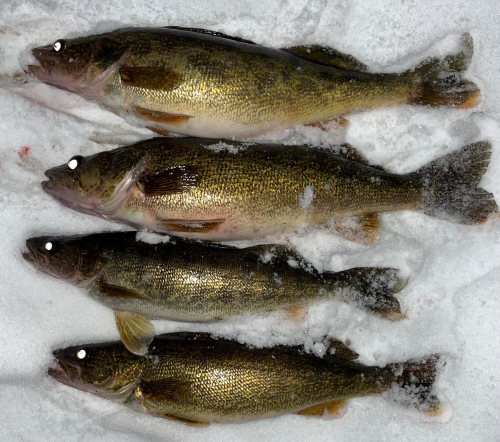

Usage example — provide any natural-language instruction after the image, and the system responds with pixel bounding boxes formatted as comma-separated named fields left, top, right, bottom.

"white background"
left=0, top=0, right=499, bottom=440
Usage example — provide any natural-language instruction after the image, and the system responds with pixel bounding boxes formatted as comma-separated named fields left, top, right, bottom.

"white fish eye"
left=67, top=155, right=84, bottom=170
left=44, top=242, right=53, bottom=251
left=53, top=41, right=62, bottom=52
left=76, top=349, right=86, bottom=359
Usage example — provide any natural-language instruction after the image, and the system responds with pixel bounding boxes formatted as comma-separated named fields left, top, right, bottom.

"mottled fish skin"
left=23, top=231, right=405, bottom=322
left=29, top=28, right=480, bottom=138
left=42, top=138, right=497, bottom=242
left=49, top=333, right=441, bottom=425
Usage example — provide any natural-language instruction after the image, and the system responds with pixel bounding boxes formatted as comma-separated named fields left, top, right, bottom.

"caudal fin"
left=408, top=34, right=480, bottom=109
left=388, top=355, right=446, bottom=417
left=331, top=267, right=408, bottom=320
left=414, top=141, right=498, bottom=224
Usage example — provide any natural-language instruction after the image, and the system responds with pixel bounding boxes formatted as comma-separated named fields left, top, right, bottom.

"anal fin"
left=151, top=412, right=210, bottom=427
left=330, top=214, right=381, bottom=245
left=147, top=126, right=171, bottom=137
left=306, top=116, right=349, bottom=131
left=285, top=305, right=307, bottom=322
left=297, top=399, right=347, bottom=418
left=159, top=218, right=225, bottom=234
left=115, top=311, right=155, bottom=355
left=135, top=106, right=191, bottom=125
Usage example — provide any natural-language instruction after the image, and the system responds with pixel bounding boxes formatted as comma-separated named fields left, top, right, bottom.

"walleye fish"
left=23, top=232, right=406, bottom=354
left=49, top=332, right=444, bottom=425
left=42, top=138, right=498, bottom=243
left=28, top=28, right=479, bottom=138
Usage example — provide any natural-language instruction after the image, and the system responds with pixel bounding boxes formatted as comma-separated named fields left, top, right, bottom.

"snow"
left=1, top=0, right=500, bottom=441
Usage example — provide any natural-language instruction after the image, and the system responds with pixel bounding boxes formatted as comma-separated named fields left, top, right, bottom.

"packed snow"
left=1, top=0, right=499, bottom=441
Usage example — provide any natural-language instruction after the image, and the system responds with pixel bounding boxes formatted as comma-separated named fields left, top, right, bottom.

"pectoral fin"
left=331, top=214, right=381, bottom=245
left=115, top=311, right=154, bottom=355
left=141, top=378, right=192, bottom=403
left=120, top=67, right=182, bottom=91
left=282, top=45, right=367, bottom=72
left=297, top=399, right=347, bottom=417
left=99, top=282, right=148, bottom=300
left=138, top=166, right=200, bottom=196
left=159, top=219, right=225, bottom=233
left=134, top=107, right=192, bottom=125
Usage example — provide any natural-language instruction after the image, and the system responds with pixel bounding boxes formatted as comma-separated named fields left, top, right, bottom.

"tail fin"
left=388, top=355, right=445, bottom=416
left=331, top=268, right=408, bottom=320
left=414, top=141, right=498, bottom=224
left=408, top=33, right=480, bottom=109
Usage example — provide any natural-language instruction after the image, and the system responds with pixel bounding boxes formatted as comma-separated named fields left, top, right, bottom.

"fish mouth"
left=22, top=241, right=50, bottom=271
left=48, top=352, right=83, bottom=387
left=41, top=179, right=106, bottom=219
left=28, top=46, right=85, bottom=93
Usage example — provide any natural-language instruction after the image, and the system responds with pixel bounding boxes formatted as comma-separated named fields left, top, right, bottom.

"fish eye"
left=53, top=40, right=65, bottom=52
left=76, top=349, right=86, bottom=359
left=67, top=155, right=84, bottom=170
left=44, top=242, right=53, bottom=251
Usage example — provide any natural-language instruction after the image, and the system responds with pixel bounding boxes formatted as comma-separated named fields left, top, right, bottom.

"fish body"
left=29, top=28, right=480, bottom=138
left=42, top=138, right=498, bottom=242
left=49, top=332, right=442, bottom=425
left=23, top=232, right=405, bottom=354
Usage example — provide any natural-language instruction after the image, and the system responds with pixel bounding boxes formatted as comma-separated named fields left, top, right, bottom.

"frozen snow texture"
left=1, top=0, right=500, bottom=441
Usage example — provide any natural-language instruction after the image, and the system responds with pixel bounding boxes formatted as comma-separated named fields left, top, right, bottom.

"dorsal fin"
left=281, top=45, right=367, bottom=72
left=165, top=26, right=257, bottom=45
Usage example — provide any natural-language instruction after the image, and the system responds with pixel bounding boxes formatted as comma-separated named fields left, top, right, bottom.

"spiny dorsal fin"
left=115, top=311, right=154, bottom=355
left=165, top=26, right=257, bottom=45
left=138, top=165, right=200, bottom=196
left=282, top=45, right=367, bottom=72
left=120, top=67, right=182, bottom=91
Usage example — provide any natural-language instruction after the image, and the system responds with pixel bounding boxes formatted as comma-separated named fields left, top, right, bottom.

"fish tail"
left=408, top=33, right=480, bottom=109
left=414, top=141, right=498, bottom=224
left=388, top=355, right=448, bottom=417
left=331, top=268, right=408, bottom=320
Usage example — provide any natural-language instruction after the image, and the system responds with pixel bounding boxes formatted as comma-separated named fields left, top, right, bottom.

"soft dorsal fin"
left=282, top=45, right=367, bottom=72
left=120, top=67, right=182, bottom=91
left=332, top=143, right=385, bottom=171
left=165, top=26, right=257, bottom=45
left=325, top=339, right=359, bottom=361
left=138, top=165, right=200, bottom=196
left=115, top=311, right=155, bottom=355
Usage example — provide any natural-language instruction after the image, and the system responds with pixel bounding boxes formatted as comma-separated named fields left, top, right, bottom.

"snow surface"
left=1, top=0, right=500, bottom=441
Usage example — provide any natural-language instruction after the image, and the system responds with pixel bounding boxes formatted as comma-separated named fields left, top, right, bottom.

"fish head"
left=49, top=341, right=143, bottom=401
left=29, top=35, right=126, bottom=99
left=42, top=148, right=146, bottom=219
left=23, top=234, right=105, bottom=287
